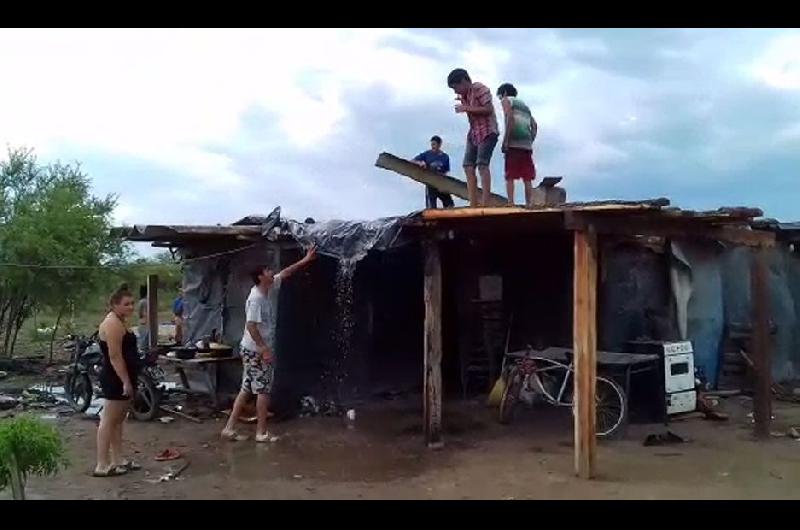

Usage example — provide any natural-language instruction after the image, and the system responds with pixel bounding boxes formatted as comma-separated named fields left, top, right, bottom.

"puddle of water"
left=31, top=382, right=105, bottom=412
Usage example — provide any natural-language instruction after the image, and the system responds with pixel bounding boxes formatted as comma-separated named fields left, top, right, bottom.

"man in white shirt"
left=221, top=245, right=317, bottom=443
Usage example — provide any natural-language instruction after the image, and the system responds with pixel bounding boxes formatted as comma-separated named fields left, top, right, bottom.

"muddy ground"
left=9, top=391, right=800, bottom=500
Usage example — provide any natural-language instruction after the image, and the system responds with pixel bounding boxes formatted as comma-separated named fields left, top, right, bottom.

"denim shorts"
left=463, top=133, right=498, bottom=168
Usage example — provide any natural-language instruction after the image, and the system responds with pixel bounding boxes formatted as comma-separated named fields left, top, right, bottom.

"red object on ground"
left=154, top=448, right=182, bottom=461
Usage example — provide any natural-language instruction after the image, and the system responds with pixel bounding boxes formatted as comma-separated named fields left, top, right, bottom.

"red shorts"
left=504, top=148, right=536, bottom=181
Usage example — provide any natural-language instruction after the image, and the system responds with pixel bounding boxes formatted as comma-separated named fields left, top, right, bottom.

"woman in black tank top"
left=98, top=330, right=139, bottom=400
left=93, top=284, right=141, bottom=477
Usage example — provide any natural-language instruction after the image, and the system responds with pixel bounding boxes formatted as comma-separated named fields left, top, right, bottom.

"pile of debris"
left=299, top=395, right=345, bottom=417
left=0, top=385, right=76, bottom=419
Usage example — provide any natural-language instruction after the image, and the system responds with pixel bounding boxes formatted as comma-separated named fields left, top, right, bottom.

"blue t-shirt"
left=413, top=150, right=450, bottom=174
left=172, top=297, right=183, bottom=317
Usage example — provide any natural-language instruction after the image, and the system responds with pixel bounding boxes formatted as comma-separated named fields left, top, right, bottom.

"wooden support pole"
left=573, top=229, right=598, bottom=479
left=423, top=240, right=444, bottom=448
left=750, top=247, right=772, bottom=439
left=147, top=274, right=159, bottom=350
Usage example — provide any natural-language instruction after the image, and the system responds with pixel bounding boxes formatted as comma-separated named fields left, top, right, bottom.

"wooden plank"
left=423, top=240, right=444, bottom=448
left=422, top=206, right=533, bottom=219
left=420, top=203, right=663, bottom=221
left=573, top=229, right=598, bottom=479
left=751, top=247, right=772, bottom=439
left=375, top=152, right=507, bottom=206
left=147, top=274, right=159, bottom=350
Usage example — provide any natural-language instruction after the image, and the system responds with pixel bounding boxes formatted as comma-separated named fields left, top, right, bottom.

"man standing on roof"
left=497, top=83, right=537, bottom=206
left=412, top=135, right=454, bottom=209
left=221, top=245, right=317, bottom=443
left=447, top=68, right=499, bottom=207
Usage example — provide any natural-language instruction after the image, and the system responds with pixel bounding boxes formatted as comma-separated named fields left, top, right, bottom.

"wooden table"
left=159, top=355, right=240, bottom=408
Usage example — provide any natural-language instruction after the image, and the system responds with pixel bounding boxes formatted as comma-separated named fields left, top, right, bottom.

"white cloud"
left=750, top=33, right=800, bottom=90
left=0, top=28, right=442, bottom=192
left=2, top=27, right=800, bottom=241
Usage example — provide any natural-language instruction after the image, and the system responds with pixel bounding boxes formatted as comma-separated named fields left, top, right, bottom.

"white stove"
left=661, top=341, right=697, bottom=415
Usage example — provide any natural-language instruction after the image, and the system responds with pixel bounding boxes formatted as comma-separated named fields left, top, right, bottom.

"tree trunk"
left=0, top=295, right=11, bottom=356
left=9, top=298, right=29, bottom=358
left=49, top=307, right=65, bottom=364
left=8, top=451, right=26, bottom=500
left=2, top=297, right=19, bottom=357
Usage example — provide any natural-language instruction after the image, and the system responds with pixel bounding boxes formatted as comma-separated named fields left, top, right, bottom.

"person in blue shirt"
left=172, top=287, right=184, bottom=345
left=412, top=135, right=455, bottom=209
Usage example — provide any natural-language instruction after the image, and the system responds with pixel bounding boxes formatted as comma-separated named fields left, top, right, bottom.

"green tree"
left=0, top=147, right=128, bottom=357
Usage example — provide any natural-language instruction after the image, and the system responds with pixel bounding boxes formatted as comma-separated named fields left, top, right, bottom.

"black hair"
left=110, top=284, right=133, bottom=307
left=447, top=68, right=471, bottom=88
left=497, top=83, right=518, bottom=98
left=430, top=135, right=442, bottom=145
left=249, top=265, right=271, bottom=285
left=139, top=285, right=147, bottom=299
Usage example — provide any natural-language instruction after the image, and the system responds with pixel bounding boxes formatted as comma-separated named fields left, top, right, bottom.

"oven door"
left=664, top=353, right=695, bottom=393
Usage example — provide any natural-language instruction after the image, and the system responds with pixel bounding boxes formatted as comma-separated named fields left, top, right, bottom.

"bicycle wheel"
left=499, top=367, right=524, bottom=424
left=596, top=376, right=626, bottom=438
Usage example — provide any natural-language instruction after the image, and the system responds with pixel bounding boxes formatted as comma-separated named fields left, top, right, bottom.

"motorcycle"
left=62, top=332, right=165, bottom=421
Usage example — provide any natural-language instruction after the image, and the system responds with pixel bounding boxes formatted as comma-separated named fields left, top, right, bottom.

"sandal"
left=120, top=460, right=142, bottom=471
left=154, top=449, right=182, bottom=461
left=92, top=465, right=128, bottom=477
left=221, top=429, right=249, bottom=442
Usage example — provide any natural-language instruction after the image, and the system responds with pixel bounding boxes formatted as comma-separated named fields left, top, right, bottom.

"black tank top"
left=99, top=331, right=140, bottom=377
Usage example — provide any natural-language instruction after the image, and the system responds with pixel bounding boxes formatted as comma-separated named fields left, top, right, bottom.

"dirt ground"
left=10, top=392, right=800, bottom=500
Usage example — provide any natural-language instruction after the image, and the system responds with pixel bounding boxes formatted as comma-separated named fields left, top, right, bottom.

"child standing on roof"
left=496, top=83, right=537, bottom=207
left=447, top=68, right=499, bottom=208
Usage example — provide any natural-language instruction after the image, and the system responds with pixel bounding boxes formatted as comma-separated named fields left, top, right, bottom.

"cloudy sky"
left=1, top=28, right=798, bottom=252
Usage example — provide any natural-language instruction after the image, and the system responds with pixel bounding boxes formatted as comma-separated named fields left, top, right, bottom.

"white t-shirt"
left=240, top=274, right=283, bottom=353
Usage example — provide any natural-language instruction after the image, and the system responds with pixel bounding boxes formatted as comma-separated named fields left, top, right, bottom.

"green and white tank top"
left=506, top=96, right=536, bottom=151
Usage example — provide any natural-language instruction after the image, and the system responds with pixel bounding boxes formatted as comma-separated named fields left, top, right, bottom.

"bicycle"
left=498, top=347, right=627, bottom=438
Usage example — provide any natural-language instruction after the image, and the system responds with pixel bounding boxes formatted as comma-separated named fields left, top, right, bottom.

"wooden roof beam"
left=564, top=212, right=775, bottom=247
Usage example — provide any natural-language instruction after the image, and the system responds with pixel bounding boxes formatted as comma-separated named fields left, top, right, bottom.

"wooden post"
left=8, top=452, right=25, bottom=500
left=573, top=229, right=598, bottom=479
left=147, top=274, right=159, bottom=350
left=750, top=247, right=772, bottom=439
left=424, top=240, right=444, bottom=448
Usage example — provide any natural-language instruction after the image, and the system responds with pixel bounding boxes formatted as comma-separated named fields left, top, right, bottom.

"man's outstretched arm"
left=278, top=246, right=317, bottom=280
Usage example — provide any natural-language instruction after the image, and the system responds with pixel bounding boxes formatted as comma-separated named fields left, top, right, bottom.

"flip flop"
left=92, top=465, right=128, bottom=477
left=154, top=449, right=182, bottom=461
left=220, top=429, right=249, bottom=442
left=120, top=460, right=142, bottom=470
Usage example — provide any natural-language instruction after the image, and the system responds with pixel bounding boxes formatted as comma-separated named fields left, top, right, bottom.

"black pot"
left=172, top=347, right=197, bottom=360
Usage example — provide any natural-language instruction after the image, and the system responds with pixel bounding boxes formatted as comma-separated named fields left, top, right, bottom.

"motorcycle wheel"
left=64, top=372, right=93, bottom=413
left=131, top=376, right=161, bottom=421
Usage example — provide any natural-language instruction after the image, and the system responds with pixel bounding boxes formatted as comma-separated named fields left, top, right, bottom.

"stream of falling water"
left=286, top=217, right=405, bottom=411
left=331, top=258, right=356, bottom=404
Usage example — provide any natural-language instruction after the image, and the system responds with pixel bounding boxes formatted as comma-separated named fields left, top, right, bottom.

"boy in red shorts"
left=497, top=83, right=537, bottom=206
